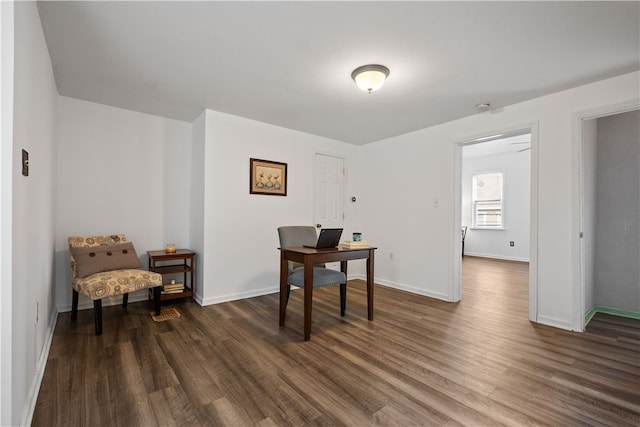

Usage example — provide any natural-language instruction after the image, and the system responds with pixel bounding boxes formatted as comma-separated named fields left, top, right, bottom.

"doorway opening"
left=578, top=107, right=639, bottom=331
left=453, top=126, right=538, bottom=322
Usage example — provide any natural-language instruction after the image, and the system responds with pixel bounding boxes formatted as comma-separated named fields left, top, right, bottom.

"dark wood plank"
left=33, top=257, right=640, bottom=426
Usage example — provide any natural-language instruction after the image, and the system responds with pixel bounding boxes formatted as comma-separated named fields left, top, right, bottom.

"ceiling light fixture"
left=351, top=64, right=390, bottom=94
left=475, top=103, right=491, bottom=112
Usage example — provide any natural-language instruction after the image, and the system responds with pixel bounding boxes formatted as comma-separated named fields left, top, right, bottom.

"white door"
left=314, top=154, right=344, bottom=270
left=314, top=153, right=344, bottom=230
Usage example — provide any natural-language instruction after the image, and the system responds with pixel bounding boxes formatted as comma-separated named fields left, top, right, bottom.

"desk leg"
left=340, top=261, right=348, bottom=276
left=367, top=250, right=374, bottom=321
left=279, top=252, right=288, bottom=327
left=340, top=261, right=348, bottom=316
left=303, top=258, right=314, bottom=341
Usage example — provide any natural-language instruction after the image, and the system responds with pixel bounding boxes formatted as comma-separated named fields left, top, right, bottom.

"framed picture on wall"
left=250, top=158, right=287, bottom=196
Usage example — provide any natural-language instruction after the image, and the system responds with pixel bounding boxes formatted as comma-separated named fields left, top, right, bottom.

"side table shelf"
left=147, top=249, right=196, bottom=304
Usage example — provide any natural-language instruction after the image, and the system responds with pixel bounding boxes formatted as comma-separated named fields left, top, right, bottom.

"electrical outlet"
left=510, top=241, right=515, bottom=247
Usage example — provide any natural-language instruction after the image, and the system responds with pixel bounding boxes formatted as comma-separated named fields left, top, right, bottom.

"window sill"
left=470, top=227, right=505, bottom=231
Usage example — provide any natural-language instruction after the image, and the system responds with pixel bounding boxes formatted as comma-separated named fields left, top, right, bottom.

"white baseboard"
left=464, top=252, right=529, bottom=263
left=200, top=286, right=279, bottom=306
left=57, top=289, right=153, bottom=313
left=350, top=274, right=451, bottom=302
left=379, top=280, right=450, bottom=301
left=198, top=274, right=374, bottom=306
left=199, top=273, right=444, bottom=306
left=537, top=314, right=573, bottom=331
left=21, top=307, right=58, bottom=427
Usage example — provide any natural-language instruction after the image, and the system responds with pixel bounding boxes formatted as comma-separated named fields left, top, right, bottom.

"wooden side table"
left=147, top=249, right=196, bottom=304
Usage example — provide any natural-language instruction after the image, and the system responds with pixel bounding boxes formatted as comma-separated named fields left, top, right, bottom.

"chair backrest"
left=68, top=234, right=128, bottom=279
left=278, top=226, right=321, bottom=272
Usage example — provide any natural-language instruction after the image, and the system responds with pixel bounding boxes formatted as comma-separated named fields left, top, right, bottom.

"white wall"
left=595, top=110, right=640, bottom=312
left=189, top=111, right=206, bottom=302
left=461, top=148, right=530, bottom=261
left=0, top=2, right=14, bottom=424
left=55, top=96, right=191, bottom=311
left=360, top=71, right=639, bottom=330
left=164, top=117, right=192, bottom=245
left=194, top=110, right=360, bottom=305
left=11, top=2, right=58, bottom=425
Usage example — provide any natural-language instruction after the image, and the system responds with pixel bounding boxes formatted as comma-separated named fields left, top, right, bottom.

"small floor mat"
left=151, top=307, right=181, bottom=322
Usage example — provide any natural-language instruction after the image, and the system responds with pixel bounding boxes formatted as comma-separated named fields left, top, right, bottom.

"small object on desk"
left=165, top=243, right=176, bottom=253
left=340, top=240, right=370, bottom=249
left=353, top=232, right=362, bottom=241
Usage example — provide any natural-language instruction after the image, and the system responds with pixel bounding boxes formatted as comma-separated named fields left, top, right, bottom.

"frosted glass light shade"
left=351, top=64, right=390, bottom=93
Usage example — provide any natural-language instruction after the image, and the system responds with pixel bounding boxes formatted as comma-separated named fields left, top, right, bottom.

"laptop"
left=303, top=228, right=343, bottom=249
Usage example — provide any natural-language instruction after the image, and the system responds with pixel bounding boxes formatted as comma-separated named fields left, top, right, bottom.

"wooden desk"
left=279, top=246, right=377, bottom=341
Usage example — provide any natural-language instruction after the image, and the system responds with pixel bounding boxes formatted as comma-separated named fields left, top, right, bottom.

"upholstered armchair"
left=68, top=234, right=162, bottom=335
left=277, top=226, right=348, bottom=316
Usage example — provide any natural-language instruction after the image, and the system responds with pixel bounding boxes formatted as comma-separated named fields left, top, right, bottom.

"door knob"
left=316, top=224, right=322, bottom=228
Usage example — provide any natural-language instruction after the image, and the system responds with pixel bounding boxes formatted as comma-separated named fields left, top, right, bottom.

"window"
left=472, top=171, right=503, bottom=228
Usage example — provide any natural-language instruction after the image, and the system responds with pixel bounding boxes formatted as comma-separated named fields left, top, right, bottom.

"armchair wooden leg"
left=71, top=290, right=79, bottom=321
left=122, top=293, right=129, bottom=308
left=286, top=284, right=291, bottom=308
left=154, top=286, right=161, bottom=315
left=340, top=283, right=346, bottom=316
left=94, top=299, right=103, bottom=336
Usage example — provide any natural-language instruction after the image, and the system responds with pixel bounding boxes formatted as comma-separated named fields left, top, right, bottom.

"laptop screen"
left=314, top=228, right=343, bottom=248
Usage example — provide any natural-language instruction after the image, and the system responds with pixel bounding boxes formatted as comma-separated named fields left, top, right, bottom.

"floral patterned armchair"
left=68, top=234, right=162, bottom=335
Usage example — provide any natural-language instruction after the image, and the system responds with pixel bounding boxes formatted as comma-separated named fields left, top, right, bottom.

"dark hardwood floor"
left=33, top=256, right=640, bottom=426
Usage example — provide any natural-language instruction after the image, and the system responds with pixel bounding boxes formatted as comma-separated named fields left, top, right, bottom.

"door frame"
left=453, top=122, right=539, bottom=322
left=571, top=98, right=639, bottom=331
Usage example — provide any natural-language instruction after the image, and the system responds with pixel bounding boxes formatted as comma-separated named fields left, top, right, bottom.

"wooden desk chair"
left=68, top=234, right=162, bottom=335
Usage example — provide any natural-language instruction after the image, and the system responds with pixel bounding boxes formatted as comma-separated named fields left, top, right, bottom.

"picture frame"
left=250, top=158, right=287, bottom=196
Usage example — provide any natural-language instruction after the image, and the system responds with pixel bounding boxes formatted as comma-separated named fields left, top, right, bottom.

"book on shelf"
left=162, top=283, right=184, bottom=293
left=163, top=287, right=184, bottom=291
left=163, top=282, right=184, bottom=288
left=340, top=240, right=370, bottom=249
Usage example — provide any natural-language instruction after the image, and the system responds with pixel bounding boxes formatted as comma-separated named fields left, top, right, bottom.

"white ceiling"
left=37, top=1, right=639, bottom=145
left=462, top=132, right=531, bottom=159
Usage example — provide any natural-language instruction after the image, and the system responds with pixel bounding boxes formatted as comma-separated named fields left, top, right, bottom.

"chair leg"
left=71, top=290, right=79, bottom=321
left=286, top=284, right=291, bottom=308
left=94, top=299, right=103, bottom=335
left=340, top=283, right=346, bottom=316
left=154, top=286, right=161, bottom=315
left=122, top=293, right=129, bottom=308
